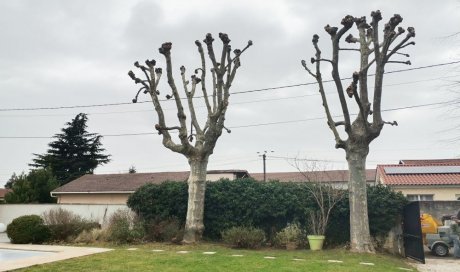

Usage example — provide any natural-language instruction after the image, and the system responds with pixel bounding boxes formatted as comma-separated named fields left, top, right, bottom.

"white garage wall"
left=0, top=204, right=127, bottom=228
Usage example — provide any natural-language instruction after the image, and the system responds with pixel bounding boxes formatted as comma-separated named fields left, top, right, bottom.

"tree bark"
left=182, top=158, right=208, bottom=243
left=347, top=146, right=374, bottom=253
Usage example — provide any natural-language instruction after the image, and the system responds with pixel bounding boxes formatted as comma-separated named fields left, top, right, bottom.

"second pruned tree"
left=128, top=33, right=252, bottom=243
left=301, top=11, right=415, bottom=252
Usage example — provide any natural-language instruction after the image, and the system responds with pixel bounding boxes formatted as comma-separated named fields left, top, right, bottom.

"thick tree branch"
left=129, top=63, right=185, bottom=154
left=219, top=33, right=230, bottom=75
left=159, top=42, right=194, bottom=152
left=360, top=59, right=376, bottom=73
left=370, top=10, right=382, bottom=63
left=180, top=66, right=203, bottom=135
left=310, top=34, right=346, bottom=149
left=211, top=68, right=217, bottom=112
left=373, top=15, right=415, bottom=128
left=225, top=45, right=232, bottom=96
left=355, top=17, right=371, bottom=121
left=381, top=14, right=403, bottom=57
left=325, top=16, right=354, bottom=133
left=195, top=41, right=212, bottom=115
left=203, top=33, right=219, bottom=72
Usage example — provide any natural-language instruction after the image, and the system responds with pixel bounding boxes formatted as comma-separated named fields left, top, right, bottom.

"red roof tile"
left=0, top=188, right=12, bottom=198
left=399, top=159, right=460, bottom=165
left=53, top=172, right=190, bottom=193
left=52, top=170, right=249, bottom=193
left=52, top=169, right=377, bottom=194
left=377, top=163, right=460, bottom=186
left=251, top=170, right=376, bottom=183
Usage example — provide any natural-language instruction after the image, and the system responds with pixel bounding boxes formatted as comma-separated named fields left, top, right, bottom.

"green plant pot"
left=307, top=235, right=325, bottom=250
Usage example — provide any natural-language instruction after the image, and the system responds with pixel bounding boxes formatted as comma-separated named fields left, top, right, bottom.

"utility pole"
left=257, top=151, right=274, bottom=182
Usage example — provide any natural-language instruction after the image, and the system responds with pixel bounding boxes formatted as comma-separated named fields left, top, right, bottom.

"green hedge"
left=128, top=181, right=188, bottom=222
left=127, top=178, right=407, bottom=246
left=204, top=179, right=315, bottom=240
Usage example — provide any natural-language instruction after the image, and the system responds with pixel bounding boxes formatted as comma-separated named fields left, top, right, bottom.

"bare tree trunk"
left=347, top=146, right=374, bottom=252
left=183, top=158, right=208, bottom=243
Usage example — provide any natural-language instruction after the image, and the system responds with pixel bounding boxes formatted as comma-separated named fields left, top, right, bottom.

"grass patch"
left=18, top=243, right=415, bottom=272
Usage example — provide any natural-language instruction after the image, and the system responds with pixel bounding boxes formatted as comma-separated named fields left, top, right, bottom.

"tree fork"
left=128, top=33, right=252, bottom=243
left=301, top=11, right=415, bottom=253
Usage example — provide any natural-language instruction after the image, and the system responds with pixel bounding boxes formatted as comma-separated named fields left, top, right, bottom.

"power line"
left=1, top=60, right=459, bottom=112
left=266, top=155, right=343, bottom=163
left=0, top=100, right=455, bottom=139
left=3, top=74, right=457, bottom=118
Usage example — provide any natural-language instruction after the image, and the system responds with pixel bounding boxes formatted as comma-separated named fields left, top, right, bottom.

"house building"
left=376, top=159, right=460, bottom=201
left=251, top=169, right=376, bottom=189
left=0, top=189, right=12, bottom=203
left=51, top=168, right=376, bottom=204
left=51, top=170, right=249, bottom=204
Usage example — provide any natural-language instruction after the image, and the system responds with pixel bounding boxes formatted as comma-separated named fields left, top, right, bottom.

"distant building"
left=51, top=170, right=249, bottom=204
left=376, top=159, right=460, bottom=201
left=0, top=188, right=12, bottom=203
left=251, top=169, right=376, bottom=189
left=51, top=168, right=377, bottom=204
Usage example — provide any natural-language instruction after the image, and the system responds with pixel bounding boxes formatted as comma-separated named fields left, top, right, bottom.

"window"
left=407, top=194, right=434, bottom=201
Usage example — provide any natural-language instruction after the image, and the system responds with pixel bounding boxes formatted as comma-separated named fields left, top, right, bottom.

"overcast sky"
left=1, top=0, right=460, bottom=186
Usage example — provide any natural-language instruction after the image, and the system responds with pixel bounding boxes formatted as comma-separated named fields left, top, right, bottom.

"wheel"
left=432, top=243, right=449, bottom=257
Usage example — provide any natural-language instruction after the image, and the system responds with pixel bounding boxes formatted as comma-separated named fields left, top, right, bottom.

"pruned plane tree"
left=128, top=33, right=252, bottom=243
left=301, top=11, right=415, bottom=252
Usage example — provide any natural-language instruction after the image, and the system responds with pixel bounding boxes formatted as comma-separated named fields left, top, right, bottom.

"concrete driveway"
left=0, top=232, right=113, bottom=271
left=412, top=254, right=460, bottom=272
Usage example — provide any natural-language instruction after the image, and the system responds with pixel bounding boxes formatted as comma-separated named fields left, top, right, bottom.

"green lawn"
left=18, top=243, right=416, bottom=272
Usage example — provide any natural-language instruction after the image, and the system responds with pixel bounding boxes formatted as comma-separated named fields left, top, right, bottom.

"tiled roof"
left=251, top=169, right=376, bottom=183
left=399, top=159, right=460, bottom=165
left=0, top=188, right=12, bottom=198
left=52, top=170, right=249, bottom=193
left=377, top=162, right=460, bottom=186
left=52, top=169, right=377, bottom=194
left=52, top=172, right=190, bottom=193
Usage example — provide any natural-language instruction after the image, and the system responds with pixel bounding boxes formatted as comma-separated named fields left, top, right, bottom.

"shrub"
left=128, top=179, right=315, bottom=241
left=221, top=226, right=265, bottom=249
left=367, top=185, right=408, bottom=237
left=325, top=185, right=408, bottom=247
left=106, top=209, right=144, bottom=244
left=367, top=185, right=407, bottom=250
left=6, top=215, right=51, bottom=244
left=128, top=178, right=407, bottom=246
left=127, top=181, right=188, bottom=223
left=274, top=223, right=304, bottom=248
left=144, top=218, right=183, bottom=243
left=74, top=228, right=108, bottom=244
left=42, top=208, right=100, bottom=242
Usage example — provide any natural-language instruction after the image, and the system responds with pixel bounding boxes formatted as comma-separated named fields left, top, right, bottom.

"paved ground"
left=0, top=233, right=112, bottom=271
left=412, top=254, right=460, bottom=272
left=0, top=233, right=9, bottom=243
